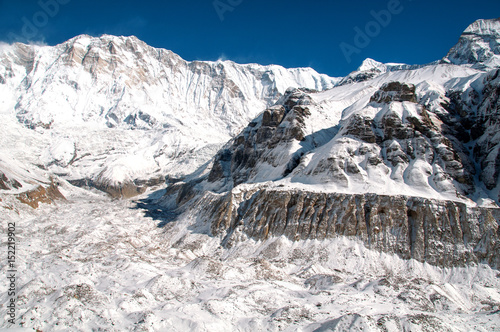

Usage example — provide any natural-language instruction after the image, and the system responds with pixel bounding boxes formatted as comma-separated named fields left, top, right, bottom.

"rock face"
left=70, top=175, right=165, bottom=199
left=441, top=69, right=500, bottom=202
left=207, top=88, right=314, bottom=189
left=200, top=79, right=487, bottom=200
left=0, top=172, right=22, bottom=190
left=0, top=162, right=66, bottom=208
left=285, top=81, right=477, bottom=198
left=472, top=70, right=500, bottom=201
left=200, top=188, right=500, bottom=268
left=369, top=82, right=417, bottom=103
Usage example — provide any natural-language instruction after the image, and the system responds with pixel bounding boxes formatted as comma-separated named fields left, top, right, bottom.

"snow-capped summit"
left=3, top=34, right=340, bottom=131
left=0, top=34, right=340, bottom=197
left=444, top=17, right=500, bottom=68
left=338, top=58, right=424, bottom=86
left=464, top=17, right=500, bottom=36
left=356, top=58, right=387, bottom=72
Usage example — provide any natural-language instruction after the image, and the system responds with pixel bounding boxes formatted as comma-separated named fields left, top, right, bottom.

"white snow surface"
left=357, top=58, right=389, bottom=72
left=1, top=186, right=499, bottom=331
left=0, top=34, right=340, bottom=186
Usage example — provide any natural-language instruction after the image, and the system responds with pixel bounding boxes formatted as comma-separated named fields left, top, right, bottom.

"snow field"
left=1, top=186, right=499, bottom=331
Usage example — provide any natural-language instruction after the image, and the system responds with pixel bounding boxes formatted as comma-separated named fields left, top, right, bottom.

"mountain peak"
left=463, top=17, right=500, bottom=36
left=444, top=17, right=500, bottom=68
left=59, top=34, right=144, bottom=50
left=357, top=58, right=386, bottom=72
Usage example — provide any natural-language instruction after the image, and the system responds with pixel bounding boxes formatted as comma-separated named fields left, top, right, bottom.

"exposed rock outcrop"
left=441, top=69, right=500, bottom=202
left=369, top=82, right=417, bottom=104
left=472, top=70, right=500, bottom=200
left=0, top=172, right=22, bottom=190
left=15, top=181, right=65, bottom=208
left=94, top=182, right=146, bottom=199
left=163, top=79, right=500, bottom=269
left=69, top=175, right=165, bottom=199
left=199, top=188, right=500, bottom=268
left=207, top=88, right=314, bottom=189
left=294, top=81, right=475, bottom=195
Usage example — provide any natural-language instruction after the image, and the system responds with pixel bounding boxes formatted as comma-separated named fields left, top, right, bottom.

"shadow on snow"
left=130, top=188, right=178, bottom=228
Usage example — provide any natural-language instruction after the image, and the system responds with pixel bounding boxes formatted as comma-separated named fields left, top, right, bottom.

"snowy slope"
left=0, top=35, right=340, bottom=196
left=190, top=64, right=496, bottom=205
left=1, top=186, right=499, bottom=331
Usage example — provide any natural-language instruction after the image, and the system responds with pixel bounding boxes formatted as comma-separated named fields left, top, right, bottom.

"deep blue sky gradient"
left=0, top=0, right=499, bottom=77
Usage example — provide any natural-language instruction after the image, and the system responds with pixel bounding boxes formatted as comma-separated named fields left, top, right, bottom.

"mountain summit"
left=444, top=17, right=500, bottom=68
left=0, top=34, right=339, bottom=197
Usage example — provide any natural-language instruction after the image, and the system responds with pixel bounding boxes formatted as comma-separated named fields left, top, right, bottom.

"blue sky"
left=0, top=0, right=499, bottom=77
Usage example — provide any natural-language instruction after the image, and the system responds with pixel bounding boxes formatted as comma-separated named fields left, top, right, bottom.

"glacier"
left=1, top=18, right=500, bottom=331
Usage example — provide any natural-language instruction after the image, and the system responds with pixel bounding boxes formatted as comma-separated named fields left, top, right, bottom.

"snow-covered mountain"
left=1, top=17, right=500, bottom=332
left=336, top=58, right=429, bottom=86
left=4, top=35, right=338, bottom=131
left=0, top=34, right=339, bottom=197
left=173, top=18, right=499, bottom=208
left=444, top=17, right=500, bottom=68
left=0, top=17, right=499, bottom=248
left=160, top=18, right=500, bottom=269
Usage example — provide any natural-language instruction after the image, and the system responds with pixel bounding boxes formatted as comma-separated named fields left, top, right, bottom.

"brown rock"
left=196, top=189, right=500, bottom=268
left=15, top=181, right=65, bottom=208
